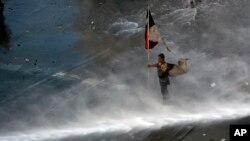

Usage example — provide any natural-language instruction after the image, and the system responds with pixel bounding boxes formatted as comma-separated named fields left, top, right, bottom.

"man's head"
left=158, top=53, right=165, bottom=63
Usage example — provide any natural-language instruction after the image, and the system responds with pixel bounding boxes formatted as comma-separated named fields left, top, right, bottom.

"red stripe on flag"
left=145, top=28, right=158, bottom=49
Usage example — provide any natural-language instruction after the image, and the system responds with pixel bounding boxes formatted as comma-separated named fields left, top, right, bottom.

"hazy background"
left=0, top=0, right=250, bottom=140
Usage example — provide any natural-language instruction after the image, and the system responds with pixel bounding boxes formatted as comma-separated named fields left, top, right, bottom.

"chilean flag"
left=145, top=10, right=162, bottom=50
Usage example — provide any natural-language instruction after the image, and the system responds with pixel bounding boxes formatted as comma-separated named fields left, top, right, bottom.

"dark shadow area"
left=0, top=0, right=11, bottom=48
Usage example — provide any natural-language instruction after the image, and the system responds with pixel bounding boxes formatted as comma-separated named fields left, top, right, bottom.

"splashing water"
left=1, top=0, right=250, bottom=141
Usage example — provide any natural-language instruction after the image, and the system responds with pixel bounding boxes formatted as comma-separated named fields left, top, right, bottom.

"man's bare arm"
left=147, top=63, right=158, bottom=68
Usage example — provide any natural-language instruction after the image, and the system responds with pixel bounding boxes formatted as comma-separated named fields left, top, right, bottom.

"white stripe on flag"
left=149, top=25, right=162, bottom=42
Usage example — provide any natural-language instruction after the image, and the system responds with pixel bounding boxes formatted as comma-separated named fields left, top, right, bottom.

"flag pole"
left=147, top=5, right=151, bottom=94
left=147, top=5, right=150, bottom=60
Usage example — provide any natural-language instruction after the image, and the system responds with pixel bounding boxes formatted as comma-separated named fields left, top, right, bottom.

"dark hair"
left=158, top=53, right=165, bottom=59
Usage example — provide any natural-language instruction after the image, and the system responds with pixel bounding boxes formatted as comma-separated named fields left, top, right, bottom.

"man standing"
left=147, top=53, right=174, bottom=103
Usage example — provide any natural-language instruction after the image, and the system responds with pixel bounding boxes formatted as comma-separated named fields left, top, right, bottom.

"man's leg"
left=160, top=84, right=169, bottom=103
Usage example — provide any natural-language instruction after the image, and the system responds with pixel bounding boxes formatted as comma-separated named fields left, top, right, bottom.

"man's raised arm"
left=147, top=63, right=158, bottom=68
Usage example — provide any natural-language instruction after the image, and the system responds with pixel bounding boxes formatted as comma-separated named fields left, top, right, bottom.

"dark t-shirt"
left=157, top=63, right=174, bottom=85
